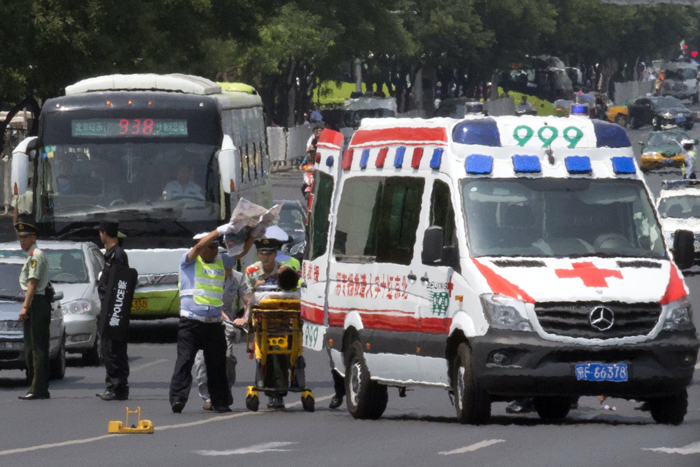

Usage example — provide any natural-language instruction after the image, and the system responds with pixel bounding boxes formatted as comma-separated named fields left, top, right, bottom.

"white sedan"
left=0, top=240, right=104, bottom=364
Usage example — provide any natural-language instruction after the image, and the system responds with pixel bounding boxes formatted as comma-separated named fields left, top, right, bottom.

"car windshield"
left=274, top=202, right=306, bottom=243
left=665, top=68, right=697, bottom=81
left=647, top=132, right=687, bottom=147
left=658, top=195, right=700, bottom=219
left=651, top=96, right=684, bottom=108
left=0, top=249, right=87, bottom=283
left=461, top=178, right=665, bottom=258
left=0, top=263, right=25, bottom=297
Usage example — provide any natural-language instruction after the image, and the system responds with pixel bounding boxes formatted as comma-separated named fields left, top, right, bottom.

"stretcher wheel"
left=246, top=395, right=260, bottom=412
left=302, top=394, right=315, bottom=413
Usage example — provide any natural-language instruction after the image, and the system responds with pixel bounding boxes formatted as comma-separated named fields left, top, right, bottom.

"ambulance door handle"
left=407, top=273, right=417, bottom=281
left=420, top=274, right=429, bottom=283
left=301, top=281, right=308, bottom=288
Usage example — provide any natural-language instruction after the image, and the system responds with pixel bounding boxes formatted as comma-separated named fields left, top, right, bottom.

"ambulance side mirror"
left=422, top=226, right=445, bottom=264
left=10, top=137, right=38, bottom=196
left=217, top=135, right=239, bottom=194
left=673, top=229, right=695, bottom=270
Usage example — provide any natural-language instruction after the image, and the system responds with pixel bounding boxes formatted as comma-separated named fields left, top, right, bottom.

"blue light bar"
left=452, top=119, right=501, bottom=147
left=325, top=156, right=334, bottom=167
left=565, top=156, right=592, bottom=174
left=359, top=149, right=370, bottom=169
left=611, top=156, right=636, bottom=174
left=512, top=155, right=541, bottom=173
left=571, top=104, right=587, bottom=115
left=592, top=119, right=631, bottom=148
left=394, top=147, right=405, bottom=168
left=465, top=154, right=493, bottom=174
left=430, top=148, right=443, bottom=170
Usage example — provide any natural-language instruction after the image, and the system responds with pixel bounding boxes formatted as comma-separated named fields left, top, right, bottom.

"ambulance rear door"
left=300, top=129, right=343, bottom=351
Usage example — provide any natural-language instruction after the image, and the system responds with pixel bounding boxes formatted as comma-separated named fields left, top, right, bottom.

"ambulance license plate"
left=575, top=362, right=628, bottom=382
left=302, top=322, right=326, bottom=351
left=132, top=298, right=148, bottom=310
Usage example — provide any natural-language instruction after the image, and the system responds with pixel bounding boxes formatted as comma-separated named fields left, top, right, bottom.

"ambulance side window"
left=308, top=172, right=334, bottom=260
left=375, top=177, right=424, bottom=265
left=428, top=180, right=456, bottom=247
left=334, top=177, right=381, bottom=261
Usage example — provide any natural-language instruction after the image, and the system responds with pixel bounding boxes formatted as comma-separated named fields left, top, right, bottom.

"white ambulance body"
left=301, top=116, right=699, bottom=424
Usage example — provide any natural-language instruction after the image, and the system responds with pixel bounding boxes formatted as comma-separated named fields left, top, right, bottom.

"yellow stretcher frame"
left=108, top=407, right=154, bottom=434
left=244, top=297, right=314, bottom=412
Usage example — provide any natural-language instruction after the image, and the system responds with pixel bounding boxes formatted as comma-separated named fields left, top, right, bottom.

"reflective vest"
left=180, top=255, right=225, bottom=307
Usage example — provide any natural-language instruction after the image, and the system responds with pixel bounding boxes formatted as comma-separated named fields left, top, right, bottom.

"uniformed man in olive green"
left=16, top=218, right=52, bottom=400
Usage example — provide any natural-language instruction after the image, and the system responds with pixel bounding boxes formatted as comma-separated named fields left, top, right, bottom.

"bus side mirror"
left=217, top=135, right=238, bottom=194
left=673, top=229, right=695, bottom=271
left=422, top=226, right=444, bottom=264
left=10, top=137, right=37, bottom=196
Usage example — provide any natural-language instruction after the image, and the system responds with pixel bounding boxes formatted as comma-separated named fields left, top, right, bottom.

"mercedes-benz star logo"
left=589, top=306, right=614, bottom=331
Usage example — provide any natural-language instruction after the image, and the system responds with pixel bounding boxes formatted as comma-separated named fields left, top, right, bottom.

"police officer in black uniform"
left=95, top=221, right=130, bottom=401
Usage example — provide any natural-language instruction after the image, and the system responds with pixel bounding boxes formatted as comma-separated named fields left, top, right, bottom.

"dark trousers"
left=169, top=318, right=228, bottom=408
left=332, top=368, right=346, bottom=398
left=24, top=295, right=51, bottom=396
left=101, top=336, right=129, bottom=392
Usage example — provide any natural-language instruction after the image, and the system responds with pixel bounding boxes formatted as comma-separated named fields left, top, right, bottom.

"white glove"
left=216, top=224, right=235, bottom=236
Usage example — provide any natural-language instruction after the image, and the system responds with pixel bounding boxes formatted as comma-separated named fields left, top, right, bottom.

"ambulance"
left=301, top=116, right=699, bottom=425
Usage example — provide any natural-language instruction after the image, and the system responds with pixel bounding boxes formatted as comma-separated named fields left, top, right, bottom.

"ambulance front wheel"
left=453, top=343, right=490, bottom=425
left=246, top=395, right=260, bottom=412
left=533, top=396, right=571, bottom=421
left=345, top=341, right=388, bottom=420
left=649, top=390, right=687, bottom=425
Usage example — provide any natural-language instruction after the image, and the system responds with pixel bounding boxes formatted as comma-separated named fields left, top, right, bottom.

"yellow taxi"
left=639, top=129, right=693, bottom=171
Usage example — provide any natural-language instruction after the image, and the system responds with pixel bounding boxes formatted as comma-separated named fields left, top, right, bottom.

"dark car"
left=273, top=199, right=307, bottom=263
left=627, top=95, right=694, bottom=130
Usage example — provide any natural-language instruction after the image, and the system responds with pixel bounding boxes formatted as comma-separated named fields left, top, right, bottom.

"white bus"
left=11, top=74, right=271, bottom=318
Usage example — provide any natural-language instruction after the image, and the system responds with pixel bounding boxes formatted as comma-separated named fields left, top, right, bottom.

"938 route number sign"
left=71, top=118, right=188, bottom=137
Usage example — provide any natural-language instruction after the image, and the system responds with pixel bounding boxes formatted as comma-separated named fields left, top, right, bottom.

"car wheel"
left=652, top=116, right=660, bottom=130
left=685, top=122, right=694, bottom=131
left=344, top=340, right=388, bottom=420
left=453, top=342, right=490, bottom=425
left=649, top=390, right=687, bottom=425
left=615, top=114, right=628, bottom=128
left=50, top=335, right=66, bottom=380
left=534, top=396, right=571, bottom=421
left=82, top=334, right=102, bottom=366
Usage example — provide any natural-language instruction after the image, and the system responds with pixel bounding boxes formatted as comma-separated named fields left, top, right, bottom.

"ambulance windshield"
left=461, top=178, right=665, bottom=258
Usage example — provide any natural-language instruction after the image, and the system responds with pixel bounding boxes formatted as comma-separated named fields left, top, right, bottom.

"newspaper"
left=224, top=198, right=282, bottom=256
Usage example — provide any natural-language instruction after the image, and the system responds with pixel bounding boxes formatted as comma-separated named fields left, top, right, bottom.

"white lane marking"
left=643, top=441, right=700, bottom=455
left=195, top=441, right=297, bottom=456
left=439, top=439, right=505, bottom=455
left=0, top=394, right=332, bottom=456
left=0, top=435, right=118, bottom=456
left=130, top=358, right=168, bottom=372
left=156, top=394, right=332, bottom=431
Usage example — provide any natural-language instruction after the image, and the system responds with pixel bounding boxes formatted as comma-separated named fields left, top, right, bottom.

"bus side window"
left=425, top=179, right=460, bottom=272
left=259, top=141, right=268, bottom=179
left=252, top=143, right=259, bottom=181
left=308, top=172, right=334, bottom=260
left=239, top=146, right=247, bottom=186
left=246, top=144, right=253, bottom=182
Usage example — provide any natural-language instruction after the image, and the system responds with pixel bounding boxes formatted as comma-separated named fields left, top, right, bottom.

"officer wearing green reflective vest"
left=169, top=227, right=254, bottom=414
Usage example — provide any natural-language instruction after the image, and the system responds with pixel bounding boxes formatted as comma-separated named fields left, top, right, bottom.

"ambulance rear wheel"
left=533, top=396, right=571, bottom=421
left=345, top=341, right=388, bottom=420
left=453, top=343, right=490, bottom=425
left=649, top=390, right=687, bottom=425
left=246, top=395, right=260, bottom=412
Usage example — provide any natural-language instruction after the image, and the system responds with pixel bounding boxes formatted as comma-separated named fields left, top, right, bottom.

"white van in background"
left=663, top=61, right=699, bottom=103
left=301, top=116, right=699, bottom=425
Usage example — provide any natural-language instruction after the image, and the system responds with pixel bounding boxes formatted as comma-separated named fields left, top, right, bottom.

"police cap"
left=255, top=237, right=283, bottom=252
left=14, top=217, right=39, bottom=237
left=96, top=220, right=119, bottom=238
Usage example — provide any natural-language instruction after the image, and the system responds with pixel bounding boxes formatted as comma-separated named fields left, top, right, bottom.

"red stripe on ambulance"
left=350, top=127, right=448, bottom=149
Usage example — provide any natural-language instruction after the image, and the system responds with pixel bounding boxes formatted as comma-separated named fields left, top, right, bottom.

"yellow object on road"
left=108, top=407, right=154, bottom=434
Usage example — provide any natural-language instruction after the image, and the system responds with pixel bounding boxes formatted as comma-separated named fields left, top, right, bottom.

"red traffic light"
left=692, top=51, right=698, bottom=58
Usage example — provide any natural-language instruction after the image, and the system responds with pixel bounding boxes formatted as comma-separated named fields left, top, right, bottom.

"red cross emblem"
left=555, top=262, right=623, bottom=288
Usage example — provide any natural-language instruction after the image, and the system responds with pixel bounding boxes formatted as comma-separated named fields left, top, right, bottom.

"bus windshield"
left=461, top=178, right=665, bottom=259
left=37, top=106, right=222, bottom=237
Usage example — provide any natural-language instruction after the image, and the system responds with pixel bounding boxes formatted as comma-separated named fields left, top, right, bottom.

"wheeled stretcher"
left=244, top=287, right=314, bottom=412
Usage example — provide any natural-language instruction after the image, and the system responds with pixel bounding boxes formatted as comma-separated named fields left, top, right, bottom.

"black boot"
left=100, top=386, right=128, bottom=401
